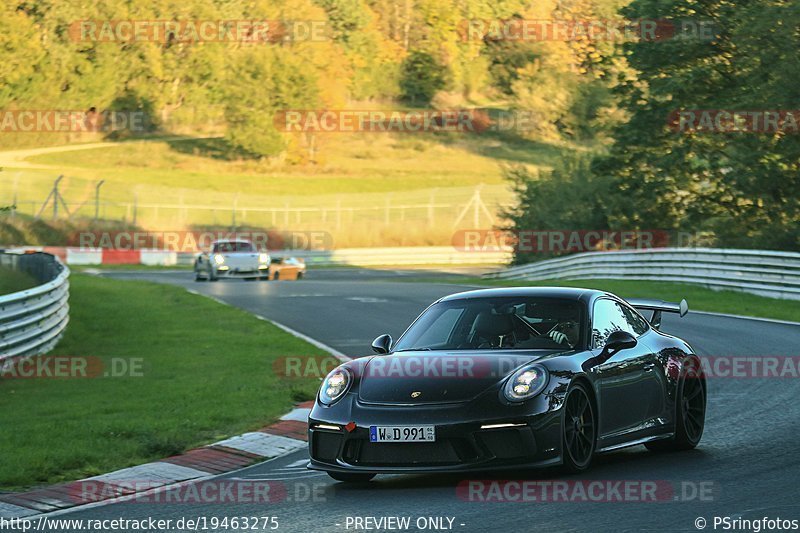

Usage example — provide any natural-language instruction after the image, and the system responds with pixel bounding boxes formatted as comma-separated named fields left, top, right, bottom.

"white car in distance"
left=194, top=239, right=270, bottom=281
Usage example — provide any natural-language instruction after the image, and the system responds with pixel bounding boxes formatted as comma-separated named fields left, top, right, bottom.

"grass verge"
left=408, top=277, right=800, bottom=323
left=2, top=134, right=584, bottom=247
left=0, top=266, right=38, bottom=295
left=0, top=274, right=328, bottom=490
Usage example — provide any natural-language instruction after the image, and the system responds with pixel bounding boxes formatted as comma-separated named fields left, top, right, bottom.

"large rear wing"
left=627, top=298, right=689, bottom=329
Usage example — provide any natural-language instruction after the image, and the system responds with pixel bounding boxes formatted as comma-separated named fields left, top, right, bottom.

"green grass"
left=0, top=266, right=38, bottom=295
left=410, top=277, right=800, bottom=323
left=17, top=134, right=560, bottom=198
left=24, top=137, right=511, bottom=196
left=0, top=274, right=331, bottom=490
left=1, top=133, right=582, bottom=247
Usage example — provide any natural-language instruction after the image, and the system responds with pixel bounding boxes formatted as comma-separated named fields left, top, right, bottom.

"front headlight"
left=213, top=254, right=225, bottom=265
left=258, top=253, right=270, bottom=264
left=503, top=364, right=548, bottom=402
left=319, top=367, right=352, bottom=405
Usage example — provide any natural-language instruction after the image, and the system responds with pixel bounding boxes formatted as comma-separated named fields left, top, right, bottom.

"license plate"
left=369, top=425, right=435, bottom=443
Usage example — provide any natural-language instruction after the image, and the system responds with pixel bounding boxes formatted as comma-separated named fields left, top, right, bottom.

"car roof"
left=438, top=286, right=607, bottom=303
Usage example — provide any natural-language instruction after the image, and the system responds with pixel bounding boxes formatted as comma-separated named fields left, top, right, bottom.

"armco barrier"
left=0, top=252, right=70, bottom=360
left=485, top=248, right=800, bottom=300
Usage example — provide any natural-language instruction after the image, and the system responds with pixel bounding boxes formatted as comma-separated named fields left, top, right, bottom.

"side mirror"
left=601, top=330, right=637, bottom=358
left=371, top=334, right=393, bottom=354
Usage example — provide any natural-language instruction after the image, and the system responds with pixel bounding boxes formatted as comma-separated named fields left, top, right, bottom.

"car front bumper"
left=307, top=396, right=564, bottom=474
left=214, top=265, right=269, bottom=277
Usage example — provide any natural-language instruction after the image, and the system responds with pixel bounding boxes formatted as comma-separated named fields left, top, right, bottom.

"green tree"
left=594, top=0, right=800, bottom=250
left=223, top=49, right=320, bottom=158
left=503, top=155, right=610, bottom=263
left=0, top=5, right=45, bottom=108
left=399, top=50, right=446, bottom=104
left=315, top=0, right=403, bottom=99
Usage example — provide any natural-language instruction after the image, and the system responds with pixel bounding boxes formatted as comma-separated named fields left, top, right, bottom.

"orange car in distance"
left=269, top=257, right=306, bottom=280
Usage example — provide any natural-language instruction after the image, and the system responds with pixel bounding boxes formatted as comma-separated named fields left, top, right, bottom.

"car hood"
left=356, top=350, right=561, bottom=405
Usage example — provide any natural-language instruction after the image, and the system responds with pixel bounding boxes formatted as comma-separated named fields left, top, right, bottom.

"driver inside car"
left=466, top=302, right=581, bottom=349
left=525, top=302, right=581, bottom=348
left=547, top=321, right=579, bottom=348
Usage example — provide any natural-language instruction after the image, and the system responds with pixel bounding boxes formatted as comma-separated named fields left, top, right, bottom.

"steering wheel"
left=516, top=315, right=567, bottom=338
left=467, top=329, right=517, bottom=349
left=517, top=316, right=577, bottom=347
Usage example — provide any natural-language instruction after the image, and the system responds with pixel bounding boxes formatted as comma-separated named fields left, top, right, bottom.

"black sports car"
left=307, top=287, right=706, bottom=482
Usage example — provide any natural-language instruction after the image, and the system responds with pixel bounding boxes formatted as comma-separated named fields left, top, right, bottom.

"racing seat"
left=468, top=312, right=515, bottom=348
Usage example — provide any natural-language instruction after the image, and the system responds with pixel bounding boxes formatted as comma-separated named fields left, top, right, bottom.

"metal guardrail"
left=485, top=248, right=800, bottom=300
left=0, top=252, right=70, bottom=360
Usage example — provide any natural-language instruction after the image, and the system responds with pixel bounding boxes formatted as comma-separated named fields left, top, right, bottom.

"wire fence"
left=4, top=181, right=513, bottom=248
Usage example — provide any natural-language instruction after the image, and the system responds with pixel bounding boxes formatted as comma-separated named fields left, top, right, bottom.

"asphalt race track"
left=51, top=269, right=800, bottom=532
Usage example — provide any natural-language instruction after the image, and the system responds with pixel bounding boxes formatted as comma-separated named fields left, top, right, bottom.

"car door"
left=589, top=298, right=658, bottom=437
left=616, top=301, right=667, bottom=422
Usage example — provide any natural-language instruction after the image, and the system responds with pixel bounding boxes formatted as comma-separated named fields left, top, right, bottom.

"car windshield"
left=213, top=241, right=254, bottom=253
left=393, top=297, right=585, bottom=352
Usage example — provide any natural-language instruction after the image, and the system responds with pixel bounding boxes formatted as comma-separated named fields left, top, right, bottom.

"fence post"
left=232, top=194, right=238, bottom=227
left=94, top=180, right=105, bottom=221
left=428, top=189, right=436, bottom=226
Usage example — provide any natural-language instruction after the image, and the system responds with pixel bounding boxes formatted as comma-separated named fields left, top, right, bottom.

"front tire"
left=561, top=382, right=596, bottom=473
left=327, top=472, right=375, bottom=483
